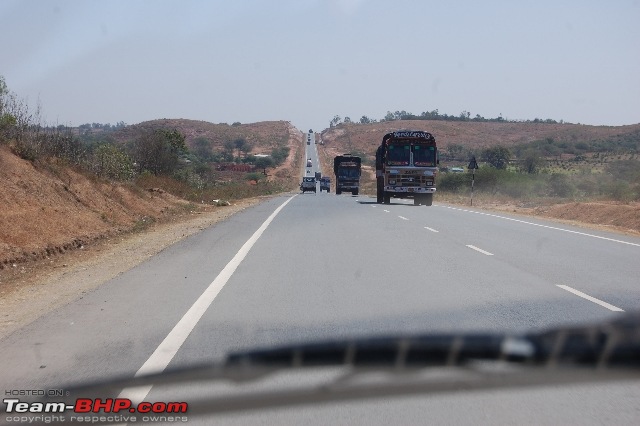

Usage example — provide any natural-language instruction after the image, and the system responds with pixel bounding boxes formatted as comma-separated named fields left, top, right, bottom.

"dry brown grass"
left=318, top=121, right=640, bottom=235
left=0, top=120, right=303, bottom=270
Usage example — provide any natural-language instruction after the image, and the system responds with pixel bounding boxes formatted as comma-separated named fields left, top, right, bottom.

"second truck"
left=333, top=154, right=361, bottom=196
left=376, top=130, right=438, bottom=206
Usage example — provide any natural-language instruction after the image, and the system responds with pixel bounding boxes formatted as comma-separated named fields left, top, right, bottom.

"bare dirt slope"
left=0, top=145, right=194, bottom=269
left=0, top=121, right=303, bottom=270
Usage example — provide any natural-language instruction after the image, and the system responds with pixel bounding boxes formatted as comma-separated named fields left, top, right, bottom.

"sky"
left=1, top=0, right=639, bottom=132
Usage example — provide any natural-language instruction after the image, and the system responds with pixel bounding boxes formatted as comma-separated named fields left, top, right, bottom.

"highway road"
left=1, top=135, right=639, bottom=424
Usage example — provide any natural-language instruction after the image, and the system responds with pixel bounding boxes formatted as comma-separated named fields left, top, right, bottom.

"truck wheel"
left=383, top=193, right=390, bottom=204
left=424, top=193, right=433, bottom=206
left=376, top=177, right=384, bottom=203
left=414, top=194, right=433, bottom=206
left=352, top=189, right=358, bottom=196
left=336, top=189, right=342, bottom=195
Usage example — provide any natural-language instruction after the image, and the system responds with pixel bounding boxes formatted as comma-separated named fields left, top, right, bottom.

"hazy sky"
left=1, top=0, right=639, bottom=131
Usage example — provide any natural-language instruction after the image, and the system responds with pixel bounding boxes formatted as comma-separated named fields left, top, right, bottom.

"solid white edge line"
left=556, top=284, right=625, bottom=312
left=118, top=195, right=297, bottom=403
left=398, top=216, right=409, bottom=220
left=424, top=227, right=439, bottom=233
left=439, top=205, right=640, bottom=247
left=466, top=244, right=494, bottom=256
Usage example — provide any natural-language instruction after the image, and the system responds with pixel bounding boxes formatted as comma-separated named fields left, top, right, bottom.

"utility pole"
left=468, top=156, right=479, bottom=206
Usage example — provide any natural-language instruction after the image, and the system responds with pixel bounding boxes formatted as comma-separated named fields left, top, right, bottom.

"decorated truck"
left=333, top=155, right=361, bottom=196
left=375, top=130, right=438, bottom=206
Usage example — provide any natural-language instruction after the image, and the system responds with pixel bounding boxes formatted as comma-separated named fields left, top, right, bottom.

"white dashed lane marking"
left=466, top=245, right=494, bottom=256
left=557, top=285, right=624, bottom=312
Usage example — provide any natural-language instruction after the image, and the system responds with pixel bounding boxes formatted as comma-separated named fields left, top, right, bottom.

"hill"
left=108, top=119, right=294, bottom=154
left=0, top=120, right=304, bottom=272
left=317, top=120, right=640, bottom=235
left=319, top=120, right=640, bottom=165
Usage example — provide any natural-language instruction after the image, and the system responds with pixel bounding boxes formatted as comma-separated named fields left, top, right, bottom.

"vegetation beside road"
left=319, top=120, right=640, bottom=233
left=0, top=76, right=302, bottom=270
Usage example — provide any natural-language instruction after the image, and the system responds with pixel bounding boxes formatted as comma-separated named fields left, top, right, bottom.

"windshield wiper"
left=62, top=312, right=640, bottom=418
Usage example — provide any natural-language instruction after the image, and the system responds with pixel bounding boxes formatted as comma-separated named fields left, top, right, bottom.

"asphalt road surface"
left=1, top=138, right=639, bottom=424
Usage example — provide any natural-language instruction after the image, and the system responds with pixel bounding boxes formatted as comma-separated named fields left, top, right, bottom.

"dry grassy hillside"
left=110, top=119, right=293, bottom=153
left=318, top=120, right=640, bottom=235
left=319, top=120, right=640, bottom=165
left=0, top=120, right=304, bottom=270
left=0, top=145, right=195, bottom=269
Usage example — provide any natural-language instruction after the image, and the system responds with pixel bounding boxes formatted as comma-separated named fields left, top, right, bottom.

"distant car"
left=307, top=159, right=312, bottom=167
left=300, top=176, right=316, bottom=193
left=320, top=176, right=331, bottom=193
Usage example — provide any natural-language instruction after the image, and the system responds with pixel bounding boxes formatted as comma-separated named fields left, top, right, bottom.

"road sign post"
left=468, top=156, right=479, bottom=206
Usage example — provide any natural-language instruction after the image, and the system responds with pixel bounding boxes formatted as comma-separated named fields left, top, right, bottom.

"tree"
left=245, top=172, right=264, bottom=184
left=0, top=75, right=30, bottom=144
left=240, top=141, right=253, bottom=158
left=270, top=146, right=289, bottom=166
left=92, top=144, right=134, bottom=180
left=359, top=116, right=371, bottom=124
left=234, top=138, right=247, bottom=159
left=482, top=146, right=511, bottom=169
left=222, top=140, right=235, bottom=161
left=343, top=116, right=352, bottom=123
left=255, top=156, right=274, bottom=175
left=330, top=115, right=341, bottom=128
left=521, top=151, right=546, bottom=174
left=193, top=137, right=213, bottom=161
left=131, top=129, right=187, bottom=175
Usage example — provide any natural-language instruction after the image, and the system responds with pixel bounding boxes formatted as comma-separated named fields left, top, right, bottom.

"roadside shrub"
left=601, top=181, right=635, bottom=202
left=90, top=144, right=134, bottom=180
left=474, top=167, right=501, bottom=194
left=496, top=173, right=538, bottom=198
left=547, top=173, right=576, bottom=198
left=437, top=172, right=469, bottom=192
